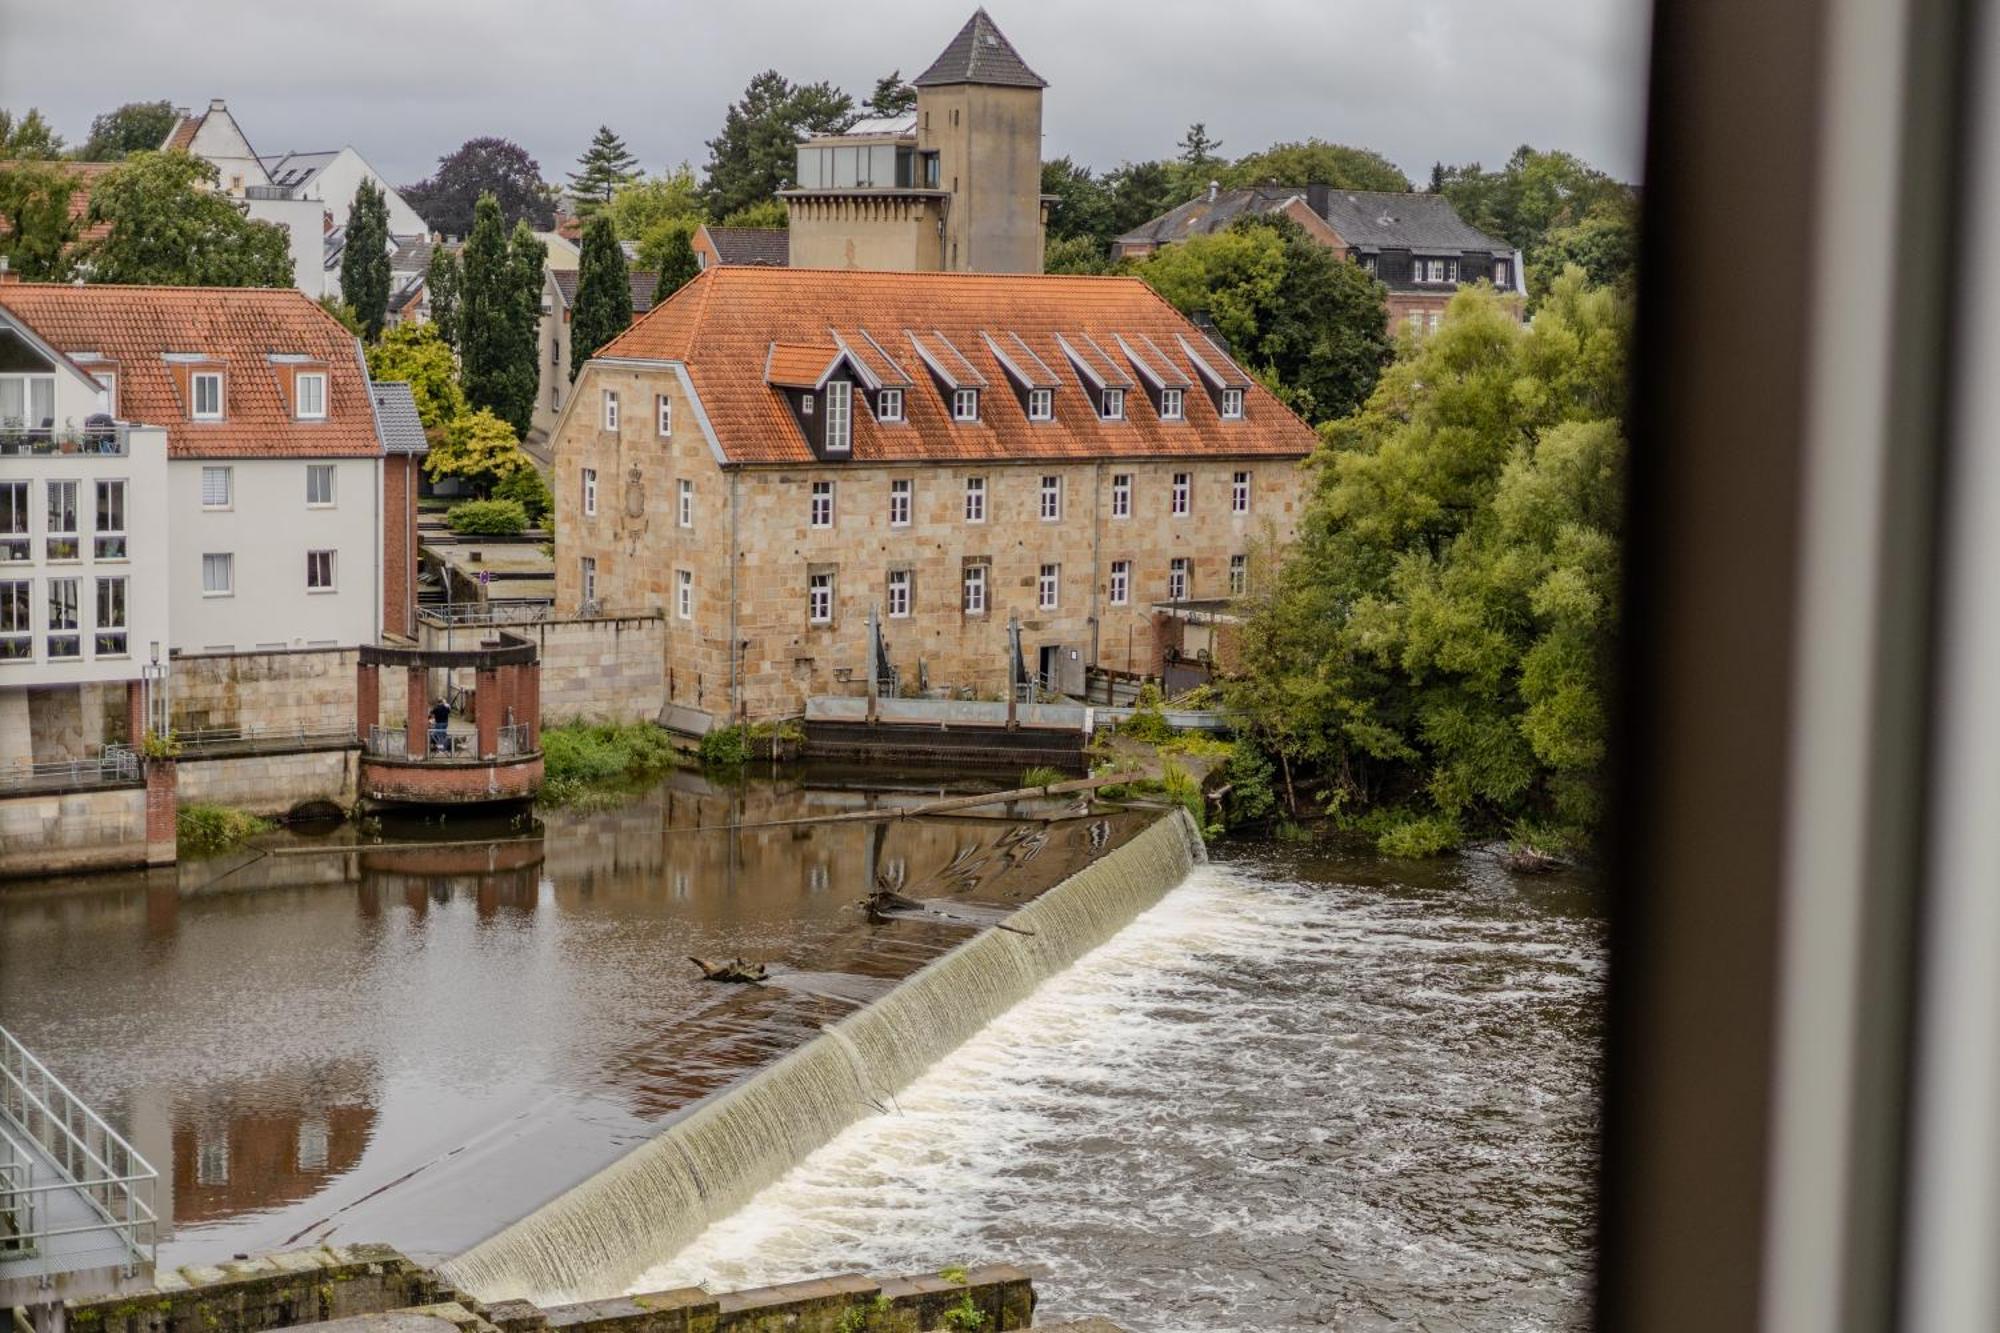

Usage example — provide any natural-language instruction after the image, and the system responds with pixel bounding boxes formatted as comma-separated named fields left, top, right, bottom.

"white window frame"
left=92, top=370, right=116, bottom=416
left=0, top=579, right=28, bottom=660
left=94, top=574, right=127, bottom=656
left=676, top=568, right=693, bottom=620
left=94, top=480, right=126, bottom=560
left=1161, top=387, right=1184, bottom=421
left=1233, top=470, right=1251, bottom=514
left=306, top=463, right=335, bottom=508
left=1230, top=553, right=1248, bottom=596
left=965, top=476, right=986, bottom=523
left=810, top=480, right=835, bottom=529
left=1221, top=388, right=1245, bottom=420
left=295, top=371, right=327, bottom=421
left=887, top=567, right=911, bottom=618
left=824, top=380, right=853, bottom=453
left=306, top=549, right=336, bottom=592
left=876, top=388, right=904, bottom=422
left=603, top=389, right=619, bottom=431
left=1109, top=560, right=1130, bottom=606
left=191, top=372, right=224, bottom=421
left=1111, top=473, right=1131, bottom=519
left=1100, top=387, right=1125, bottom=421
left=1038, top=562, right=1059, bottom=610
left=952, top=387, right=979, bottom=422
left=1172, top=472, right=1191, bottom=517
left=657, top=393, right=673, bottom=436
left=580, top=556, right=597, bottom=604
left=678, top=478, right=693, bottom=528
left=1028, top=387, right=1053, bottom=421
left=0, top=482, right=28, bottom=563
left=1168, top=557, right=1190, bottom=601
left=1039, top=474, right=1062, bottom=522
left=808, top=571, right=834, bottom=624
left=963, top=563, right=988, bottom=615
left=46, top=576, right=79, bottom=658
left=202, top=552, right=234, bottom=597
left=201, top=466, right=232, bottom=510
left=583, top=467, right=598, bottom=517
left=44, top=480, right=78, bottom=561
left=890, top=478, right=912, bottom=527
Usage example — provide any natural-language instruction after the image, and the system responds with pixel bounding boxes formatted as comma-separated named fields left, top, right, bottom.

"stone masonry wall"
left=421, top=616, right=665, bottom=726
left=0, top=783, right=148, bottom=878
left=177, top=749, right=359, bottom=815
left=170, top=648, right=408, bottom=734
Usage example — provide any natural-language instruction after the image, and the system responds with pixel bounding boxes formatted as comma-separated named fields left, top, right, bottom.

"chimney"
left=1307, top=182, right=1331, bottom=217
left=209, top=97, right=227, bottom=112
left=1207, top=180, right=1219, bottom=203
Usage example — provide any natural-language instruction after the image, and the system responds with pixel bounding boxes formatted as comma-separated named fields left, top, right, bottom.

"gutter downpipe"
left=729, top=470, right=742, bottom=722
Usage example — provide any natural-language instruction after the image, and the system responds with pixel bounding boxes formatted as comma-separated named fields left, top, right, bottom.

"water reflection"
left=0, top=767, right=1147, bottom=1266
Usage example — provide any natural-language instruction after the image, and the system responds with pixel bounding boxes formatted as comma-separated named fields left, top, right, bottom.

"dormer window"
left=952, top=388, right=979, bottom=422
left=876, top=388, right=903, bottom=422
left=296, top=372, right=327, bottom=420
left=1221, top=388, right=1245, bottom=420
left=1028, top=388, right=1053, bottom=421
left=1099, top=387, right=1124, bottom=421
left=1161, top=388, right=1184, bottom=421
left=191, top=372, right=224, bottom=420
left=824, top=379, right=852, bottom=453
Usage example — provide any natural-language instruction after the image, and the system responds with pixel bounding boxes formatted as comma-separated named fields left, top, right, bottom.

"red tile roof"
left=598, top=268, right=1317, bottom=465
left=0, top=282, right=383, bottom=458
left=162, top=116, right=201, bottom=152
left=765, top=342, right=841, bottom=388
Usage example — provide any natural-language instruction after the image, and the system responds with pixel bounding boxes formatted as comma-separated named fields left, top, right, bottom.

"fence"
left=364, top=725, right=533, bottom=760
left=169, top=722, right=357, bottom=755
left=0, top=750, right=140, bottom=795
left=417, top=602, right=558, bottom=628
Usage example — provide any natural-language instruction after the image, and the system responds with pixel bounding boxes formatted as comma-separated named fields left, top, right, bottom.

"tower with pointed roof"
left=784, top=9, right=1047, bottom=273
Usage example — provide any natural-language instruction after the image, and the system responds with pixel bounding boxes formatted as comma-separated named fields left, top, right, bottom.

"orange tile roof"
left=163, top=116, right=201, bottom=152
left=598, top=268, right=1317, bottom=465
left=765, top=341, right=841, bottom=388
left=0, top=282, right=383, bottom=459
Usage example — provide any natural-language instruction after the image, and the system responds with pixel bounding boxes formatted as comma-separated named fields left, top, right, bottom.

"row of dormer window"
left=799, top=380, right=1243, bottom=447
left=793, top=469, right=1254, bottom=529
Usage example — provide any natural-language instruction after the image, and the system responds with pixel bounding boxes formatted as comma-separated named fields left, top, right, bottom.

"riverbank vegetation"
left=538, top=721, right=684, bottom=804
left=176, top=803, right=273, bottom=855
left=1230, top=272, right=1628, bottom=857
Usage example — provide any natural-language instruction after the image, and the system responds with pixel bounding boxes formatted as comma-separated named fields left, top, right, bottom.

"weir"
left=439, top=808, right=1206, bottom=1305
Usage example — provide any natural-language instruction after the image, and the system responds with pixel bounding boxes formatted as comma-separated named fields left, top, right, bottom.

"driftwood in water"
left=690, top=956, right=768, bottom=983
left=1501, top=847, right=1568, bottom=875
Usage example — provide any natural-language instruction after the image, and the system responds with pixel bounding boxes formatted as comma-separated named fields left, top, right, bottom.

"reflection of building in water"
left=358, top=839, right=547, bottom=919
left=168, top=1060, right=378, bottom=1228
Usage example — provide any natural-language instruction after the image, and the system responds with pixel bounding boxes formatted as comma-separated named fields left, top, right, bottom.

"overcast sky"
left=0, top=0, right=1652, bottom=189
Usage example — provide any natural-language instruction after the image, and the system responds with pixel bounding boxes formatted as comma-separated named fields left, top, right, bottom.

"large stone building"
left=530, top=266, right=661, bottom=443
left=782, top=9, right=1048, bottom=273
left=1114, top=183, right=1528, bottom=332
left=549, top=267, right=1317, bottom=725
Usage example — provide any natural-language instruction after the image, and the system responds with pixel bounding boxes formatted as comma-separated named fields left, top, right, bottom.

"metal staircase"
left=0, top=1025, right=157, bottom=1328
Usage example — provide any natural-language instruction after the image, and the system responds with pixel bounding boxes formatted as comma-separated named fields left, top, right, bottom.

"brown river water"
left=0, top=769, right=1602, bottom=1331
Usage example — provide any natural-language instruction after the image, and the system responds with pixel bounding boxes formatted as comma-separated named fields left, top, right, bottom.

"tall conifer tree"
left=568, top=127, right=639, bottom=214
left=340, top=180, right=392, bottom=341
left=569, top=214, right=631, bottom=382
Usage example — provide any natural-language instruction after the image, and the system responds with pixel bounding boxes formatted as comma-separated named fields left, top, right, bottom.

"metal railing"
left=0, top=1025, right=157, bottom=1277
left=498, top=723, right=530, bottom=755
left=169, top=721, right=357, bottom=755
left=364, top=724, right=535, bottom=760
left=417, top=602, right=556, bottom=628
left=0, top=425, right=128, bottom=457
left=0, top=750, right=141, bottom=794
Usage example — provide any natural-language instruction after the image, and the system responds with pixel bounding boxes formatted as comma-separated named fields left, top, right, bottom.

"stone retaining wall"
left=171, top=649, right=409, bottom=734
left=177, top=748, right=359, bottom=816
left=0, top=782, right=148, bottom=878
left=419, top=616, right=664, bottom=726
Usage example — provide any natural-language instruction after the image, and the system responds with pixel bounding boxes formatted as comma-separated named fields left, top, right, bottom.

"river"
left=0, top=775, right=1602, bottom=1330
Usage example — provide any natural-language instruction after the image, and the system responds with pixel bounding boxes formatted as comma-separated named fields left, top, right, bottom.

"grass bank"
left=538, top=721, right=686, bottom=806
left=176, top=803, right=274, bottom=856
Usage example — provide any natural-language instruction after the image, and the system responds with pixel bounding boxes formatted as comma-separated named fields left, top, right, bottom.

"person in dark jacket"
left=429, top=699, right=451, bottom=752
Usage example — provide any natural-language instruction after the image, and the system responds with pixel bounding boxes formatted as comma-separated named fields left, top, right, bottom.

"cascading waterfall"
left=439, top=808, right=1205, bottom=1304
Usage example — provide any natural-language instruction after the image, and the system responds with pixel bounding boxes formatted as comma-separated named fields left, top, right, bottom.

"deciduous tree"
left=80, top=101, right=177, bottom=161
left=403, top=138, right=554, bottom=237
left=340, top=179, right=392, bottom=341
left=366, top=322, right=466, bottom=433
left=1434, top=146, right=1633, bottom=283
left=567, top=126, right=640, bottom=213
left=603, top=164, right=703, bottom=243
left=569, top=214, right=631, bottom=381
left=82, top=151, right=292, bottom=286
left=0, top=109, right=65, bottom=159
left=639, top=217, right=700, bottom=298
left=702, top=71, right=854, bottom=219
left=718, top=198, right=787, bottom=229
left=0, top=160, right=80, bottom=280
left=1222, top=139, right=1411, bottom=193
left=424, top=407, right=533, bottom=495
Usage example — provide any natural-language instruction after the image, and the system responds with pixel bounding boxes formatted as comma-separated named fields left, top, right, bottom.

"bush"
left=176, top=803, right=273, bottom=855
left=698, top=723, right=749, bottom=767
left=1213, top=740, right=1278, bottom=830
left=537, top=721, right=680, bottom=803
left=446, top=498, right=528, bottom=534
left=1376, top=811, right=1463, bottom=858
left=1120, top=705, right=1176, bottom=744
left=494, top=465, right=553, bottom=526
left=1021, top=765, right=1066, bottom=788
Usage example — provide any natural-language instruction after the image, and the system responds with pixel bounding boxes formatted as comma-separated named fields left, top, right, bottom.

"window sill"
left=201, top=505, right=233, bottom=513
left=307, top=588, right=337, bottom=595
left=306, top=503, right=335, bottom=510
left=202, top=591, right=234, bottom=599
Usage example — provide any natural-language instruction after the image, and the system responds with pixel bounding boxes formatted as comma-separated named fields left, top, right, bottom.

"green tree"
left=640, top=218, right=701, bottom=297
left=1104, top=159, right=1195, bottom=238
left=865, top=71, right=917, bottom=118
left=603, top=164, right=703, bottom=243
left=317, top=295, right=364, bottom=337
left=719, top=198, right=788, bottom=229
left=0, top=161, right=80, bottom=280
left=82, top=151, right=292, bottom=286
left=340, top=179, right=393, bottom=341
left=427, top=248, right=462, bottom=350
left=79, top=101, right=177, bottom=161
left=366, top=322, right=466, bottom=433
left=567, top=126, right=640, bottom=213
left=424, top=407, right=533, bottom=495
left=1223, top=139, right=1411, bottom=193
left=1043, top=235, right=1112, bottom=275
left=1434, top=146, right=1633, bottom=279
left=458, top=194, right=519, bottom=425
left=1231, top=272, right=1630, bottom=853
left=569, top=214, right=632, bottom=381
left=702, top=70, right=854, bottom=219
left=1041, top=157, right=1115, bottom=252
left=1177, top=122, right=1224, bottom=173
left=499, top=221, right=548, bottom=435
left=403, top=138, right=553, bottom=237
left=1132, top=215, right=1390, bottom=423
left=1529, top=202, right=1638, bottom=302
left=0, top=108, right=65, bottom=159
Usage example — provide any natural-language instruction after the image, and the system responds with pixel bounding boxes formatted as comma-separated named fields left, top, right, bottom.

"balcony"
left=0, top=424, right=128, bottom=458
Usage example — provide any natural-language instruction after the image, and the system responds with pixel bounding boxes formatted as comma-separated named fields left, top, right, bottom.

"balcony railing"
left=0, top=749, right=141, bottom=794
left=0, top=425, right=128, bottom=458
left=363, top=724, right=534, bottom=760
left=170, top=722, right=357, bottom=755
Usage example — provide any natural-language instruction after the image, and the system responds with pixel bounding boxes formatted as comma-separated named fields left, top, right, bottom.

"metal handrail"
left=0, top=425, right=128, bottom=457
left=417, top=602, right=557, bottom=628
left=169, top=721, right=356, bottom=754
left=0, top=1025, right=156, bottom=1276
left=0, top=750, right=141, bottom=793
left=366, top=724, right=535, bottom=760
